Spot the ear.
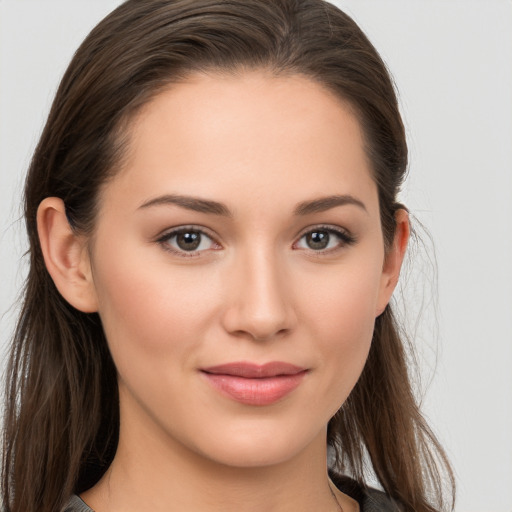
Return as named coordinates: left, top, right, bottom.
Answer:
left=37, top=197, right=98, bottom=313
left=376, top=209, right=410, bottom=316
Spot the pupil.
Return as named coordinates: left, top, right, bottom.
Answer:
left=307, top=231, right=329, bottom=250
left=177, top=231, right=201, bottom=251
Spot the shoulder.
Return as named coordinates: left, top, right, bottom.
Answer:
left=61, top=494, right=94, bottom=512
left=330, top=472, right=401, bottom=512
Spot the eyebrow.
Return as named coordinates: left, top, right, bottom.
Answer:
left=138, top=193, right=367, bottom=217
left=293, top=194, right=367, bottom=215
left=139, top=194, right=232, bottom=216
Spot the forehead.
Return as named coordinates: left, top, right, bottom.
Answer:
left=102, top=71, right=378, bottom=217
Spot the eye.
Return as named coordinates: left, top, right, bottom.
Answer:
left=157, top=227, right=220, bottom=256
left=294, top=226, right=355, bottom=252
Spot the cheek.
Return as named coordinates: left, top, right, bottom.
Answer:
left=91, top=242, right=222, bottom=366
left=304, top=259, right=381, bottom=342
left=299, top=257, right=383, bottom=399
left=319, top=287, right=375, bottom=375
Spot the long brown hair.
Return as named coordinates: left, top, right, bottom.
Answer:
left=2, top=1, right=455, bottom=511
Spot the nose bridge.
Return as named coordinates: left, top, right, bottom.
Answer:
left=223, top=242, right=295, bottom=340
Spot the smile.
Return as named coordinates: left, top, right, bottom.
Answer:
left=200, top=362, right=308, bottom=406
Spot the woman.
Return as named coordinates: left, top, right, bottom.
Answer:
left=1, top=1, right=455, bottom=511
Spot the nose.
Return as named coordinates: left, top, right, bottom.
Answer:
left=221, top=248, right=297, bottom=342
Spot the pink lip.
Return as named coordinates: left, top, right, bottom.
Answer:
left=201, top=362, right=308, bottom=406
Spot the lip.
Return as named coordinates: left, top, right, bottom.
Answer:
left=200, top=362, right=308, bottom=406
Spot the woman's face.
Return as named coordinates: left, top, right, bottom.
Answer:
left=87, top=71, right=399, bottom=468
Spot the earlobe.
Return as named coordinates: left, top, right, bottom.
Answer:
left=376, top=209, right=410, bottom=316
left=37, top=197, right=98, bottom=313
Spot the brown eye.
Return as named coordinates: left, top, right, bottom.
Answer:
left=158, top=227, right=219, bottom=255
left=176, top=231, right=201, bottom=251
left=305, top=230, right=330, bottom=250
left=294, top=226, right=356, bottom=253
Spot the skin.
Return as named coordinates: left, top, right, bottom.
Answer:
left=38, top=71, right=409, bottom=512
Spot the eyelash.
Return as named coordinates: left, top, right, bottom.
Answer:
left=156, top=224, right=356, bottom=258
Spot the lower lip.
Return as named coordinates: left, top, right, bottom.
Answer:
left=201, top=371, right=307, bottom=406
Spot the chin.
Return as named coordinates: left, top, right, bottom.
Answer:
left=190, top=421, right=325, bottom=470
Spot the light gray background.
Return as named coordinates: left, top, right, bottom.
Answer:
left=1, top=1, right=511, bottom=510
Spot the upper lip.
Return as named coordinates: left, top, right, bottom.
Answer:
left=201, top=361, right=306, bottom=378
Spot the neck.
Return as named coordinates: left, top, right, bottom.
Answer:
left=82, top=394, right=343, bottom=512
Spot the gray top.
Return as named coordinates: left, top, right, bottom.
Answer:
left=62, top=494, right=93, bottom=512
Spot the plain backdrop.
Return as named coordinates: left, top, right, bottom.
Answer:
left=1, top=1, right=511, bottom=510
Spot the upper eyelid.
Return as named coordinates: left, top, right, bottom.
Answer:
left=295, top=223, right=352, bottom=239
left=156, top=225, right=219, bottom=242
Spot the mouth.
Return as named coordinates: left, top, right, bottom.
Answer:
left=200, top=361, right=308, bottom=406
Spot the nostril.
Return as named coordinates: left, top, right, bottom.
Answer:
left=222, top=309, right=296, bottom=342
